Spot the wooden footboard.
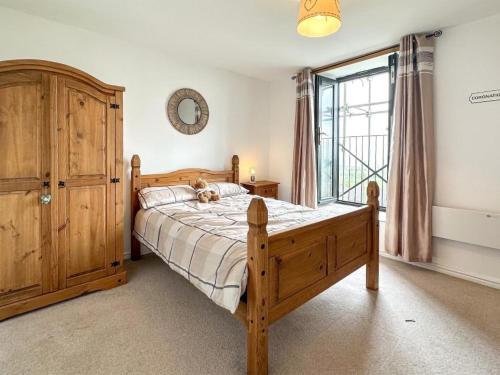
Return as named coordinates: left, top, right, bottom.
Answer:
left=244, top=182, right=380, bottom=375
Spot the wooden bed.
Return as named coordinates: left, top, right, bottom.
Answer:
left=130, top=154, right=380, bottom=375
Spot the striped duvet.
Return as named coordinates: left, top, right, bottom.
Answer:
left=133, top=194, right=356, bottom=313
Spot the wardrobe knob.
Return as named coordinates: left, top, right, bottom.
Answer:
left=40, top=194, right=52, bottom=205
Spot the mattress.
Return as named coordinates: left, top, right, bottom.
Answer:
left=133, top=194, right=357, bottom=313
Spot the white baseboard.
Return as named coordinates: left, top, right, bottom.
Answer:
left=380, top=252, right=500, bottom=290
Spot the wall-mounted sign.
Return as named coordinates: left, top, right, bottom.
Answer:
left=469, top=89, right=500, bottom=104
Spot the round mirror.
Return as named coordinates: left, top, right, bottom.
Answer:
left=167, top=88, right=209, bottom=135
left=177, top=98, right=201, bottom=125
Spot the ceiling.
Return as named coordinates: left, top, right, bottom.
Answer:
left=1, top=0, right=500, bottom=81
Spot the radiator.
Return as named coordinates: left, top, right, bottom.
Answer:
left=432, top=206, right=500, bottom=250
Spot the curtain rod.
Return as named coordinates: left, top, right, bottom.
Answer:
left=426, top=30, right=443, bottom=39
left=291, top=30, right=443, bottom=80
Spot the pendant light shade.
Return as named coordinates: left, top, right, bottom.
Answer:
left=297, top=0, right=342, bottom=38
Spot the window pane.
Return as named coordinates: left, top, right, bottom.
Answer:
left=344, top=78, right=369, bottom=106
left=320, top=138, right=333, bottom=199
left=321, top=88, right=334, bottom=137
left=337, top=70, right=390, bottom=207
left=371, top=113, right=389, bottom=135
left=370, top=102, right=389, bottom=114
left=339, top=83, right=345, bottom=107
left=344, top=115, right=368, bottom=137
left=349, top=104, right=370, bottom=116
left=318, top=79, right=334, bottom=200
left=371, top=72, right=389, bottom=102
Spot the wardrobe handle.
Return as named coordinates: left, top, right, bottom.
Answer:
left=40, top=194, right=52, bottom=205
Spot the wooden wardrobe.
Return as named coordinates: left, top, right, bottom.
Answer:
left=0, top=60, right=126, bottom=321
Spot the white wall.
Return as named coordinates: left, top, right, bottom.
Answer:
left=267, top=14, right=500, bottom=288
left=431, top=13, right=500, bottom=287
left=0, top=6, right=270, bottom=258
left=268, top=79, right=296, bottom=202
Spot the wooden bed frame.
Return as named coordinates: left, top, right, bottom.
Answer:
left=130, top=154, right=379, bottom=375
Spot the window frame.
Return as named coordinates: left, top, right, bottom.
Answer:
left=315, top=54, right=397, bottom=209
left=314, top=74, right=338, bottom=204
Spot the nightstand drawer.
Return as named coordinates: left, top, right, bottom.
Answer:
left=256, top=186, right=277, bottom=198
left=241, top=181, right=279, bottom=199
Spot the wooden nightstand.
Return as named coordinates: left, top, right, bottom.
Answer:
left=241, top=181, right=279, bottom=199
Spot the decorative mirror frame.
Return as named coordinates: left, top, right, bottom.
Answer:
left=167, top=88, right=209, bottom=135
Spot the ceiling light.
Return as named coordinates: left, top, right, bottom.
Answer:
left=297, top=0, right=342, bottom=38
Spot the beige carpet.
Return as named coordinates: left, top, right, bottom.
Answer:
left=1, top=255, right=499, bottom=375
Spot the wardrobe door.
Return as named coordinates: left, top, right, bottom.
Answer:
left=0, top=71, right=57, bottom=306
left=57, top=78, right=116, bottom=288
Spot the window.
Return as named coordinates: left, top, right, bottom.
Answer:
left=315, top=53, right=397, bottom=209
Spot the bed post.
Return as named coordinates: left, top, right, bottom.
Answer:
left=247, top=197, right=269, bottom=375
left=366, top=181, right=380, bottom=290
left=131, top=154, right=142, bottom=261
left=232, top=154, right=239, bottom=184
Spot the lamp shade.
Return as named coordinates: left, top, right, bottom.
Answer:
left=297, top=0, right=342, bottom=38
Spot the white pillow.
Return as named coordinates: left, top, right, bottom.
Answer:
left=138, top=185, right=197, bottom=209
left=208, top=182, right=249, bottom=197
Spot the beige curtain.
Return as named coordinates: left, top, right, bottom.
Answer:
left=292, top=68, right=317, bottom=208
left=385, top=35, right=435, bottom=262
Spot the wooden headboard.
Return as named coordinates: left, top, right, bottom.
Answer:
left=130, top=154, right=239, bottom=259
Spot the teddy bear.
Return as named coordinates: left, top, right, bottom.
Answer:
left=193, top=177, right=220, bottom=203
